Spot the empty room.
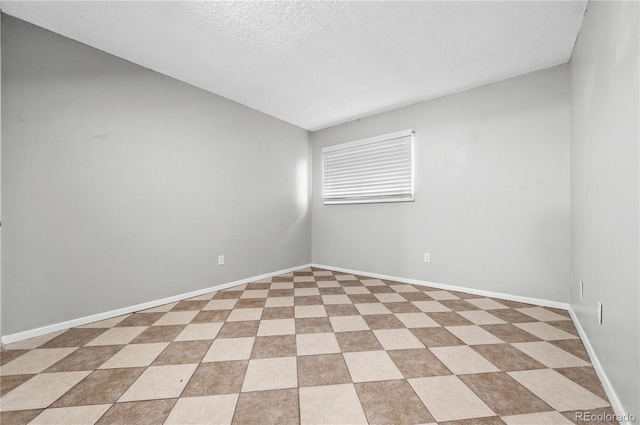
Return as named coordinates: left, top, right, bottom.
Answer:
left=0, top=1, right=638, bottom=424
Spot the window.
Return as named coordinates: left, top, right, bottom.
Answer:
left=322, top=129, right=414, bottom=205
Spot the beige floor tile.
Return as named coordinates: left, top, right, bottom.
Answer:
left=430, top=346, right=500, bottom=375
left=389, top=284, right=420, bottom=293
left=203, top=299, right=238, bottom=310
left=511, top=342, right=590, bottom=368
left=425, top=290, right=460, bottom=300
left=257, top=319, right=296, bottom=336
left=299, top=384, right=367, bottom=425
left=153, top=311, right=198, bottom=326
left=270, top=282, right=294, bottom=290
left=225, top=283, right=248, bottom=291
left=241, top=357, right=297, bottom=392
left=374, top=293, right=406, bottom=303
left=119, top=364, right=197, bottom=402
left=202, top=337, right=255, bottom=362
left=516, top=307, right=570, bottom=322
left=329, top=315, right=370, bottom=332
left=466, top=298, right=510, bottom=310
left=0, top=371, right=90, bottom=411
left=412, top=301, right=451, bottom=312
left=296, top=332, right=340, bottom=356
left=174, top=323, right=222, bottom=341
left=1, top=348, right=77, bottom=375
left=447, top=325, right=505, bottom=345
left=321, top=295, right=351, bottom=305
left=139, top=302, right=178, bottom=313
left=316, top=280, right=340, bottom=288
left=343, top=286, right=371, bottom=294
left=514, top=322, right=578, bottom=341
left=409, top=375, right=495, bottom=422
left=79, top=315, right=130, bottom=328
left=395, top=313, right=439, bottom=328
left=343, top=351, right=404, bottom=382
left=165, top=394, right=238, bottom=425
left=335, top=274, right=358, bottom=281
left=354, top=303, right=392, bottom=315
left=502, top=411, right=575, bottom=424
left=98, top=343, right=168, bottom=369
left=295, top=288, right=321, bottom=296
left=29, top=404, right=111, bottom=424
left=241, top=290, right=269, bottom=299
left=360, top=279, right=385, bottom=286
left=458, top=310, right=507, bottom=325
left=227, top=308, right=263, bottom=322
left=508, top=369, right=609, bottom=411
left=3, top=331, right=64, bottom=351
left=294, top=276, right=316, bottom=282
left=265, top=297, right=294, bottom=307
left=295, top=305, right=327, bottom=318
left=373, top=329, right=425, bottom=350
left=85, top=326, right=148, bottom=346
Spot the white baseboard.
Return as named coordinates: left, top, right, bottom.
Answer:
left=568, top=307, right=632, bottom=425
left=311, top=263, right=570, bottom=310
left=1, top=263, right=312, bottom=345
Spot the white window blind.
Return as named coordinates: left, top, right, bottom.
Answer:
left=322, top=129, right=414, bottom=205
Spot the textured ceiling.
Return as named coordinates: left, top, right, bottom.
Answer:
left=1, top=1, right=587, bottom=131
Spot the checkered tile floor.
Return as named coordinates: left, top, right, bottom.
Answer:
left=0, top=268, right=615, bottom=425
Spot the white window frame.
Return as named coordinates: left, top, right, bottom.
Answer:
left=322, top=129, right=415, bottom=205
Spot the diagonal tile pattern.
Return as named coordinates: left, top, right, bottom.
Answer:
left=0, top=268, right=614, bottom=424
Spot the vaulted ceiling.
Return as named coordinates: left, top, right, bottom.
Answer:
left=1, top=1, right=587, bottom=131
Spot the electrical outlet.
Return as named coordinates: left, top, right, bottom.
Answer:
left=423, top=253, right=430, bottom=263
left=218, top=255, right=225, bottom=266
left=597, top=302, right=603, bottom=325
left=579, top=281, right=584, bottom=301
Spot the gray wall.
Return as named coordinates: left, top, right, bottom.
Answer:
left=1, top=15, right=311, bottom=335
left=570, top=1, right=639, bottom=417
left=311, top=65, right=571, bottom=302
left=0, top=11, right=3, bottom=339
